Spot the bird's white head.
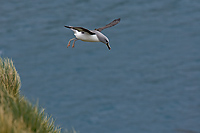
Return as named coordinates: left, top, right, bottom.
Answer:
left=92, top=30, right=111, bottom=50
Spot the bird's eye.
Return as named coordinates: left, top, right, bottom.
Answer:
left=82, top=32, right=84, bottom=34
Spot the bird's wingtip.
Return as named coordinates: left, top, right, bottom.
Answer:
left=116, top=18, right=121, bottom=22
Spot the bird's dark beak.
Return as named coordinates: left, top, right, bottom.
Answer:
left=106, top=43, right=111, bottom=50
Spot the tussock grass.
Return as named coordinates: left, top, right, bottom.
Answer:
left=0, top=57, right=69, bottom=133
left=0, top=58, right=20, bottom=97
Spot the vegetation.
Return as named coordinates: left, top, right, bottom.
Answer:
left=0, top=57, right=73, bottom=133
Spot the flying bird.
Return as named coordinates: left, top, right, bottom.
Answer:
left=64, top=18, right=120, bottom=50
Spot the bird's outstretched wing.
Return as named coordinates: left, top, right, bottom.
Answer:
left=95, top=18, right=121, bottom=32
left=65, top=26, right=95, bottom=35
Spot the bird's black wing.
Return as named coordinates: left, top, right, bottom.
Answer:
left=95, top=18, right=121, bottom=32
left=65, top=26, right=95, bottom=35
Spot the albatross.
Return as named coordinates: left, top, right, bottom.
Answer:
left=64, top=18, right=120, bottom=50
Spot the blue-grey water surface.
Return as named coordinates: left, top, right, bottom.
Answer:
left=1, top=0, right=200, bottom=133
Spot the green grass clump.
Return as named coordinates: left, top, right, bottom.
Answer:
left=0, top=57, right=61, bottom=133
left=0, top=57, right=20, bottom=97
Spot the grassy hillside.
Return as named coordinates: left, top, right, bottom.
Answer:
left=0, top=57, right=75, bottom=133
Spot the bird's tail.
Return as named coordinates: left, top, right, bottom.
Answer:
left=64, top=26, right=72, bottom=28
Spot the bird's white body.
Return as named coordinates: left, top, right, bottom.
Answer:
left=72, top=29, right=100, bottom=42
